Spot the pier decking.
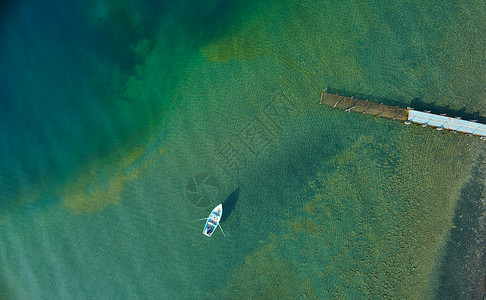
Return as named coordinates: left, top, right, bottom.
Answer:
left=407, top=110, right=486, bottom=137
left=319, top=91, right=486, bottom=138
left=320, top=92, right=408, bottom=121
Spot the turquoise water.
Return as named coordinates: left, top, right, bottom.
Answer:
left=1, top=0, right=485, bottom=298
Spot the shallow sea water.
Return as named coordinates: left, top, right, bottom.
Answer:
left=0, top=0, right=485, bottom=298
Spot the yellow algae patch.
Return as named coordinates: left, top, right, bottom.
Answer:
left=216, top=126, right=476, bottom=298
left=61, top=146, right=148, bottom=214
left=287, top=128, right=475, bottom=298
left=200, top=22, right=267, bottom=63
left=212, top=237, right=316, bottom=299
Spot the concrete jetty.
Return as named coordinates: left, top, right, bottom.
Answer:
left=319, top=90, right=486, bottom=139
left=406, top=110, right=486, bottom=137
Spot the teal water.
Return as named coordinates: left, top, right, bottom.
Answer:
left=1, top=0, right=485, bottom=298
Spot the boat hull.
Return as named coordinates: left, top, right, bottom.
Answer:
left=203, top=204, right=222, bottom=237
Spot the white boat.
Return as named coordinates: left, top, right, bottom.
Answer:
left=203, top=204, right=223, bottom=237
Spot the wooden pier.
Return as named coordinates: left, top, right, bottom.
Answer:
left=320, top=91, right=408, bottom=121
left=319, top=90, right=486, bottom=139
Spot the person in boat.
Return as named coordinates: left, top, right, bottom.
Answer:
left=206, top=225, right=214, bottom=235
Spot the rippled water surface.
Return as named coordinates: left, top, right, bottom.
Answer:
left=0, top=0, right=485, bottom=298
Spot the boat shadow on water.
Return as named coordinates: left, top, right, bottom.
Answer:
left=221, top=187, right=240, bottom=223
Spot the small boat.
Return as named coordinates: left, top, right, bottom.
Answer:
left=203, top=204, right=223, bottom=237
